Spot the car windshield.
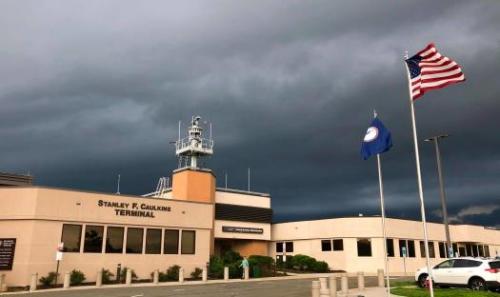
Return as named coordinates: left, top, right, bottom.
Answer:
left=489, top=261, right=500, bottom=269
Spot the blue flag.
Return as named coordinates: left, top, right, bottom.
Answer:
left=361, top=117, right=392, bottom=160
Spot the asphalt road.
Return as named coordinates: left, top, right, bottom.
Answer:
left=12, top=276, right=411, bottom=297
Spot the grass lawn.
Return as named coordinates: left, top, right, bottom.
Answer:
left=391, top=282, right=499, bottom=297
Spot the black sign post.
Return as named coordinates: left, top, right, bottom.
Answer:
left=0, top=238, right=16, bottom=271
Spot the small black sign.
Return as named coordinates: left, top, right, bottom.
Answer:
left=0, top=238, right=16, bottom=271
left=222, top=226, right=264, bottom=234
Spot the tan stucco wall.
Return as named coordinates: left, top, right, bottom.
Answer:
left=171, top=169, right=215, bottom=203
left=0, top=187, right=214, bottom=287
left=215, top=191, right=270, bottom=208
left=271, top=217, right=500, bottom=274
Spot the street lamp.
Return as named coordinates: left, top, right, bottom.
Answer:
left=424, top=134, right=453, bottom=257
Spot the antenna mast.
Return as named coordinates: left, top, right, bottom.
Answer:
left=116, top=174, right=121, bottom=194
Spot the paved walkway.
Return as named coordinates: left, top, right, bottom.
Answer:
left=1, top=274, right=411, bottom=297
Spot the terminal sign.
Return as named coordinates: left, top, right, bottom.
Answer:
left=0, top=238, right=16, bottom=270
left=222, top=226, right=264, bottom=234
left=98, top=199, right=171, bottom=218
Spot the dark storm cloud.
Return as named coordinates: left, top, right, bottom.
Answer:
left=1, top=0, right=499, bottom=226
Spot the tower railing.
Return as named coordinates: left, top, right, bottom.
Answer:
left=175, top=137, right=214, bottom=154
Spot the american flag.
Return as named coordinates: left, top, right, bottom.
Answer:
left=405, top=43, right=465, bottom=100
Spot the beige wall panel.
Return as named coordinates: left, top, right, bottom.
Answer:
left=0, top=187, right=214, bottom=229
left=215, top=191, right=270, bottom=208
left=171, top=170, right=215, bottom=203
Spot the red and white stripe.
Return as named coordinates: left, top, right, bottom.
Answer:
left=410, top=43, right=465, bottom=100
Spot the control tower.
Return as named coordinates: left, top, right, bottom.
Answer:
left=171, top=116, right=216, bottom=205
left=175, top=116, right=214, bottom=169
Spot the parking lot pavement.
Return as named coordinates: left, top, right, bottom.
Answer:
left=3, top=276, right=413, bottom=297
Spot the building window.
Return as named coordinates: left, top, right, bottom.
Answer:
left=408, top=240, right=416, bottom=257
left=357, top=239, right=372, bottom=257
left=386, top=239, right=394, bottom=257
left=83, top=225, right=104, bottom=253
left=478, top=245, right=484, bottom=257
left=126, top=228, right=144, bottom=254
left=399, top=240, right=415, bottom=257
left=420, top=241, right=435, bottom=258
left=321, top=240, right=332, bottom=251
left=105, top=227, right=124, bottom=253
left=181, top=230, right=196, bottom=254
left=484, top=245, right=490, bottom=257
left=145, top=229, right=162, bottom=254
left=164, top=229, right=179, bottom=254
left=61, top=224, right=82, bottom=252
left=333, top=239, right=343, bottom=251
left=452, top=243, right=458, bottom=256
left=276, top=241, right=293, bottom=253
left=438, top=242, right=446, bottom=258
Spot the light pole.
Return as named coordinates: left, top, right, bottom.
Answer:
left=424, top=134, right=453, bottom=257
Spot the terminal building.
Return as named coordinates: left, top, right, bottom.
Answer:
left=0, top=116, right=499, bottom=287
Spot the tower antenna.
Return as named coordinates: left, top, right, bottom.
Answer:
left=175, top=116, right=214, bottom=169
left=116, top=174, right=121, bottom=194
left=247, top=168, right=251, bottom=191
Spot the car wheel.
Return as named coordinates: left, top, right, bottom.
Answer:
left=417, top=274, right=428, bottom=288
left=469, top=277, right=486, bottom=291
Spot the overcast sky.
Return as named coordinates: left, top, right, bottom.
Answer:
left=1, top=1, right=499, bottom=226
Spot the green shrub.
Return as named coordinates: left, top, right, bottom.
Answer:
left=249, top=255, right=275, bottom=277
left=291, top=254, right=317, bottom=271
left=208, top=255, right=224, bottom=278
left=312, top=261, right=329, bottom=272
left=222, top=250, right=242, bottom=264
left=39, top=272, right=58, bottom=286
left=284, top=255, right=295, bottom=269
left=101, top=269, right=114, bottom=284
left=248, top=255, right=274, bottom=267
left=119, top=267, right=138, bottom=283
left=190, top=267, right=203, bottom=279
left=159, top=271, right=168, bottom=282
left=166, top=265, right=181, bottom=281
left=70, top=269, right=86, bottom=285
left=227, top=262, right=242, bottom=278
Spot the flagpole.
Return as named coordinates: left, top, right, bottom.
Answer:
left=376, top=153, right=390, bottom=297
left=404, top=54, right=435, bottom=297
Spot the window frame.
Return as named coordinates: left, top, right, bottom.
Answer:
left=145, top=228, right=162, bottom=254
left=164, top=229, right=180, bottom=254
left=61, top=224, right=82, bottom=253
left=105, top=226, right=124, bottom=254
left=357, top=238, right=372, bottom=257
left=83, top=225, right=104, bottom=253
left=181, top=230, right=196, bottom=255
left=126, top=227, right=144, bottom=254
left=321, top=240, right=332, bottom=252
left=333, top=239, right=343, bottom=251
left=386, top=238, right=394, bottom=257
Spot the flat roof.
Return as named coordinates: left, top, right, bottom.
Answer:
left=273, top=215, right=499, bottom=230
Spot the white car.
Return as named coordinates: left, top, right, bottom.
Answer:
left=415, top=257, right=500, bottom=291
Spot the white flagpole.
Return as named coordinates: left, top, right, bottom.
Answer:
left=404, top=54, right=435, bottom=297
left=376, top=153, right=391, bottom=297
